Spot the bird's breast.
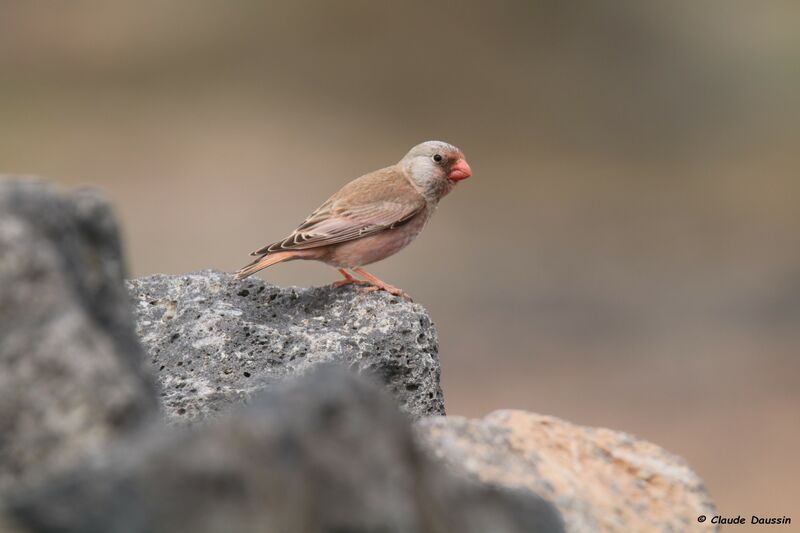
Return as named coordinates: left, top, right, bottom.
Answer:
left=323, top=209, right=431, bottom=268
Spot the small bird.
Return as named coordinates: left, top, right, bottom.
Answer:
left=233, top=140, right=472, bottom=299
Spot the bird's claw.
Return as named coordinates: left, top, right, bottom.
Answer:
left=359, top=284, right=413, bottom=301
left=331, top=278, right=370, bottom=289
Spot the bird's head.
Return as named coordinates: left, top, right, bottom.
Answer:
left=400, top=140, right=471, bottom=200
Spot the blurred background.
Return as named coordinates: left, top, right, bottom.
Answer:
left=2, top=0, right=798, bottom=519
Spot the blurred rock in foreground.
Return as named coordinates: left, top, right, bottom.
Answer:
left=0, top=178, right=716, bottom=532
left=127, top=270, right=444, bottom=422
left=0, top=179, right=156, bottom=493
left=416, top=411, right=718, bottom=533
left=7, top=368, right=565, bottom=533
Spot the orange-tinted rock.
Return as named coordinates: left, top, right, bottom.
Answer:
left=417, top=410, right=717, bottom=532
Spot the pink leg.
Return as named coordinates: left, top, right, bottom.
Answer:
left=352, top=267, right=412, bottom=301
left=330, top=268, right=369, bottom=289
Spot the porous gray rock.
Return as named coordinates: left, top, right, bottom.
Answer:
left=0, top=179, right=157, bottom=493
left=127, top=270, right=444, bottom=422
left=0, top=177, right=717, bottom=533
left=6, top=368, right=565, bottom=533
left=416, top=410, right=718, bottom=533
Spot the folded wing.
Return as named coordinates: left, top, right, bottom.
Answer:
left=250, top=168, right=425, bottom=256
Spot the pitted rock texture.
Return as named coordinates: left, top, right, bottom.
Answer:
left=0, top=179, right=157, bottom=493
left=127, top=270, right=444, bottom=422
left=7, top=368, right=565, bottom=533
left=0, top=178, right=717, bottom=533
left=416, top=410, right=718, bottom=533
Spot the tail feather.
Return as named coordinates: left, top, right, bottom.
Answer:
left=233, top=251, right=297, bottom=280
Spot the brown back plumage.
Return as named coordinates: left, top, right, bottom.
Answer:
left=250, top=166, right=425, bottom=256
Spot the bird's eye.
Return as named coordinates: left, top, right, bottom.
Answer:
left=432, top=154, right=443, bottom=163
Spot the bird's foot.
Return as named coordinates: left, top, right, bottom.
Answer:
left=331, top=268, right=370, bottom=289
left=359, top=283, right=413, bottom=301
left=331, top=278, right=369, bottom=289
left=350, top=267, right=413, bottom=300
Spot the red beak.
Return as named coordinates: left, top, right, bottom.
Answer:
left=448, top=159, right=472, bottom=181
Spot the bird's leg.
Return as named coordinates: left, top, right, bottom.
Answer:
left=352, top=268, right=412, bottom=301
left=330, top=268, right=369, bottom=288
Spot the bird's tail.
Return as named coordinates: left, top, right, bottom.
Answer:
left=233, top=251, right=298, bottom=280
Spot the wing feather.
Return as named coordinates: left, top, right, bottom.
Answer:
left=249, top=167, right=424, bottom=256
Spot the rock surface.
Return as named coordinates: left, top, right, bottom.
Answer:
left=127, top=270, right=444, bottom=421
left=0, top=179, right=157, bottom=493
left=416, top=410, right=718, bottom=533
left=7, top=368, right=565, bottom=533
left=0, top=178, right=717, bottom=532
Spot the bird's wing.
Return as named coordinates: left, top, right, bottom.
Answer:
left=250, top=167, right=425, bottom=256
